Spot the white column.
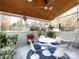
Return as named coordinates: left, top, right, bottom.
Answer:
left=74, top=4, right=79, bottom=48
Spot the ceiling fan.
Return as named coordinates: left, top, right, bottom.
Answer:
left=27, top=0, right=55, bottom=10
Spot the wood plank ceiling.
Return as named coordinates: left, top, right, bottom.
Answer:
left=0, top=0, right=79, bottom=20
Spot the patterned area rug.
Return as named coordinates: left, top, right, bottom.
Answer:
left=27, top=49, right=70, bottom=59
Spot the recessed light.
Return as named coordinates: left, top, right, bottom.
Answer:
left=28, top=0, right=32, bottom=2
left=49, top=6, right=53, bottom=10
left=44, top=6, right=48, bottom=10
left=44, top=6, right=53, bottom=10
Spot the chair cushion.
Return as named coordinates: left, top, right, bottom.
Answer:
left=30, top=53, right=40, bottom=59
left=41, top=46, right=46, bottom=50
left=34, top=44, right=41, bottom=50
left=27, top=33, right=34, bottom=39
left=48, top=47, right=56, bottom=54
left=51, top=42, right=59, bottom=45
left=42, top=50, right=51, bottom=56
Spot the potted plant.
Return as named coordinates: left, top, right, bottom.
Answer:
left=46, top=31, right=57, bottom=38
left=38, top=31, right=45, bottom=37
left=0, top=32, right=18, bottom=59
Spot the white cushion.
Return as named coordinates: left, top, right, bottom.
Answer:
left=30, top=54, right=40, bottom=59
left=42, top=50, right=51, bottom=56
left=41, top=46, right=46, bottom=50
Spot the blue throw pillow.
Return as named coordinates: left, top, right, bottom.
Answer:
left=48, top=47, right=56, bottom=54
left=34, top=44, right=41, bottom=50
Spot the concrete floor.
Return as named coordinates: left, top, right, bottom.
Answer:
left=65, top=47, right=79, bottom=59
left=13, top=45, right=79, bottom=59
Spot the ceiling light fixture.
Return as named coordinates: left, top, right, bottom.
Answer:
left=28, top=0, right=32, bottom=2
left=43, top=0, right=54, bottom=10
left=49, top=6, right=53, bottom=10
left=44, top=6, right=53, bottom=10
left=44, top=6, right=48, bottom=10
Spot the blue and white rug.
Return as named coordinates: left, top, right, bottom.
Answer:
left=27, top=49, right=70, bottom=59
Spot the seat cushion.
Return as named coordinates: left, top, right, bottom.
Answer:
left=48, top=47, right=56, bottom=54
left=42, top=50, right=51, bottom=56
left=34, top=44, right=41, bottom=50
left=51, top=42, right=59, bottom=45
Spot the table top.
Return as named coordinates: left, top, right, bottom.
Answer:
left=38, top=37, right=56, bottom=43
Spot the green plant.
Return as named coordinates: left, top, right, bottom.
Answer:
left=7, top=34, right=18, bottom=46
left=38, top=31, right=46, bottom=37
left=0, top=32, right=18, bottom=59
left=38, top=28, right=46, bottom=37
left=46, top=31, right=56, bottom=38
left=0, top=32, right=18, bottom=48
left=0, top=32, right=7, bottom=48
